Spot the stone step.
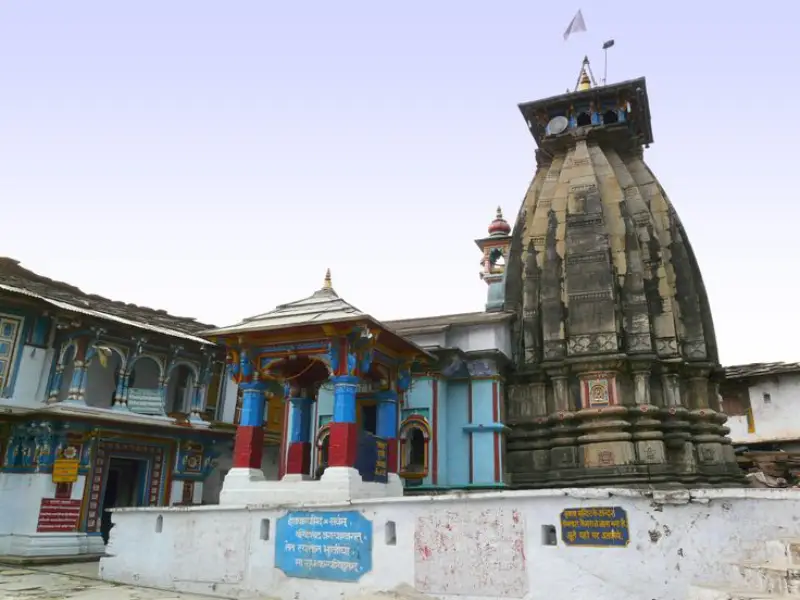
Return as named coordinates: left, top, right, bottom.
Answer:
left=688, top=585, right=798, bottom=600
left=732, top=563, right=800, bottom=596
left=765, top=540, right=800, bottom=566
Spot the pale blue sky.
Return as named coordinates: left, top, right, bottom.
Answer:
left=2, top=1, right=798, bottom=365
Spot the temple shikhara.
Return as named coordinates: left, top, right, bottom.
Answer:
left=3, top=56, right=795, bottom=600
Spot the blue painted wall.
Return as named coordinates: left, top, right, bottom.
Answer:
left=445, top=379, right=470, bottom=486
left=405, top=377, right=434, bottom=487
left=470, top=379, right=496, bottom=485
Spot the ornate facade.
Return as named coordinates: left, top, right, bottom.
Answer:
left=0, top=258, right=231, bottom=559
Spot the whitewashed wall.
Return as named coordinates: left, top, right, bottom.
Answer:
left=727, top=373, right=800, bottom=444
left=0, top=472, right=102, bottom=557
left=101, top=488, right=800, bottom=600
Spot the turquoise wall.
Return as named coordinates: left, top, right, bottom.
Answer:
left=307, top=373, right=504, bottom=490
left=470, top=378, right=497, bottom=485
left=405, top=377, right=434, bottom=487
left=445, top=380, right=470, bottom=486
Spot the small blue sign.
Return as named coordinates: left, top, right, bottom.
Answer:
left=560, top=506, right=630, bottom=547
left=355, top=433, right=389, bottom=484
left=275, top=511, right=372, bottom=581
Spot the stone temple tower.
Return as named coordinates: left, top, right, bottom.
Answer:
left=503, top=63, right=742, bottom=487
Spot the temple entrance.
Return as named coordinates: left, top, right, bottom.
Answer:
left=100, top=457, right=145, bottom=544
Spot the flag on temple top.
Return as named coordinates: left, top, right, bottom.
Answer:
left=563, top=10, right=587, bottom=41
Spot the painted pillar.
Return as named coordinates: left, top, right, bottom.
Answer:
left=65, top=338, right=89, bottom=405
left=376, top=390, right=398, bottom=474
left=328, top=375, right=359, bottom=468
left=232, top=381, right=267, bottom=469
left=286, top=395, right=313, bottom=475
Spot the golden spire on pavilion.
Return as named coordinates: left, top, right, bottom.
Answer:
left=578, top=67, right=591, bottom=91
left=323, top=268, right=332, bottom=289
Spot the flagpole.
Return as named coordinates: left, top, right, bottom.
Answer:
left=602, top=39, right=615, bottom=85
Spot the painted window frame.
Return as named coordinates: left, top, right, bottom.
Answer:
left=315, top=423, right=331, bottom=469
left=0, top=313, right=25, bottom=397
left=398, top=415, right=431, bottom=480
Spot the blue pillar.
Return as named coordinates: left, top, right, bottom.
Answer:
left=376, top=390, right=398, bottom=474
left=239, top=382, right=267, bottom=426
left=233, top=381, right=268, bottom=469
left=375, top=391, right=398, bottom=440
left=332, top=375, right=358, bottom=423
left=329, top=375, right=359, bottom=467
left=289, top=398, right=312, bottom=443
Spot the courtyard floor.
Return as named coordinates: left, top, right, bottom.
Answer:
left=0, top=562, right=221, bottom=600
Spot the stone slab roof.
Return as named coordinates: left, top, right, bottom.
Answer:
left=384, top=311, right=514, bottom=335
left=203, top=285, right=363, bottom=337
left=724, top=362, right=800, bottom=380
left=0, top=257, right=214, bottom=345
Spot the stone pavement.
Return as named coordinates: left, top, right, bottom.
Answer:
left=0, top=562, right=221, bottom=600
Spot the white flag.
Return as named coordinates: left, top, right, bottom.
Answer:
left=563, top=10, right=587, bottom=41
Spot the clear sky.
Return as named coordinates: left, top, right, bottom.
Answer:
left=1, top=1, right=798, bottom=366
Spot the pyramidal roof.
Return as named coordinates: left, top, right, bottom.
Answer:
left=202, top=269, right=368, bottom=338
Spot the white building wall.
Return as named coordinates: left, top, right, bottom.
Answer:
left=0, top=472, right=102, bottom=557
left=727, top=373, right=800, bottom=444
left=101, top=488, right=800, bottom=600
left=7, top=345, right=53, bottom=406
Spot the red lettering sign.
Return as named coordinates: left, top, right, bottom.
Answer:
left=36, top=498, right=82, bottom=533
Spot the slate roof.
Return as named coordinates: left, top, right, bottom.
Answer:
left=203, top=284, right=365, bottom=337
left=724, top=362, right=800, bottom=380
left=0, top=257, right=214, bottom=345
left=385, top=311, right=514, bottom=336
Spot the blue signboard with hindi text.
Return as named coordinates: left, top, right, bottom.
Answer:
left=560, top=506, right=630, bottom=547
left=275, top=511, right=372, bottom=581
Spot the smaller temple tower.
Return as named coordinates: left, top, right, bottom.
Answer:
left=475, top=207, right=512, bottom=312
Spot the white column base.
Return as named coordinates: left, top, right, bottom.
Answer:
left=219, top=466, right=403, bottom=506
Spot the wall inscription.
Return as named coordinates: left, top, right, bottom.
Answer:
left=560, top=506, right=630, bottom=547
left=275, top=511, right=372, bottom=582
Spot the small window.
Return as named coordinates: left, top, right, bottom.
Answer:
left=542, top=525, right=557, bottom=546
left=155, top=515, right=163, bottom=533
left=260, top=519, right=271, bottom=541
left=763, top=392, right=772, bottom=404
left=407, top=429, right=426, bottom=473
left=385, top=521, right=397, bottom=546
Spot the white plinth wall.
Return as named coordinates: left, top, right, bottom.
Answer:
left=100, top=487, right=800, bottom=600
left=0, top=473, right=105, bottom=558
left=220, top=466, right=404, bottom=506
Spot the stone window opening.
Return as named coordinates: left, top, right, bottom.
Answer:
left=399, top=417, right=431, bottom=480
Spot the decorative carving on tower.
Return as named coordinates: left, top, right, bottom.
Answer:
left=503, top=64, right=742, bottom=488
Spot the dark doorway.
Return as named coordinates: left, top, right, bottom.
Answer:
left=101, top=457, right=145, bottom=544
left=362, top=404, right=377, bottom=435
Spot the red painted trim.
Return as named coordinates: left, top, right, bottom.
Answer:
left=492, top=381, right=500, bottom=484
left=467, top=380, right=474, bottom=484
left=328, top=422, right=358, bottom=467
left=432, top=379, right=438, bottom=485
left=278, top=398, right=290, bottom=479
left=233, top=426, right=264, bottom=469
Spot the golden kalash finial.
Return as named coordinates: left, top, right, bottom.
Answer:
left=578, top=67, right=591, bottom=91
left=575, top=55, right=595, bottom=92
left=323, top=268, right=332, bottom=289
